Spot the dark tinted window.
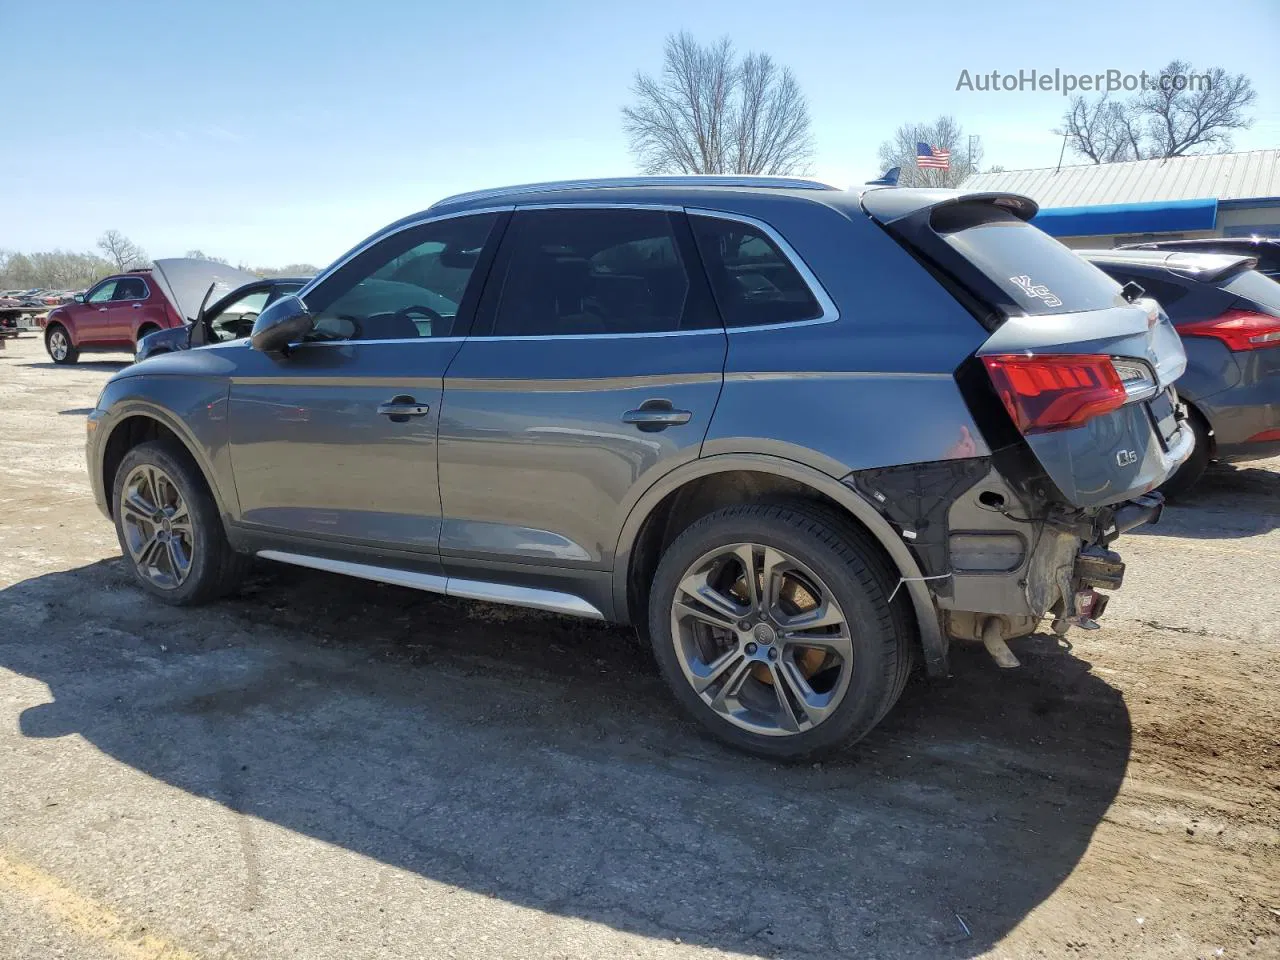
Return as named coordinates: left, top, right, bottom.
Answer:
left=1221, top=268, right=1280, bottom=315
left=690, top=215, right=821, bottom=328
left=305, top=213, right=498, bottom=340
left=933, top=203, right=1124, bottom=315
left=488, top=208, right=703, bottom=336
left=112, top=277, right=148, bottom=300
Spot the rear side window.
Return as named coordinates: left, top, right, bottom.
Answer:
left=1221, top=268, right=1280, bottom=316
left=932, top=203, right=1124, bottom=316
left=112, top=277, right=148, bottom=300
left=487, top=208, right=712, bottom=337
left=690, top=215, right=822, bottom=328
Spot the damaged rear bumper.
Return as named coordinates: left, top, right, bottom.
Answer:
left=847, top=460, right=1166, bottom=674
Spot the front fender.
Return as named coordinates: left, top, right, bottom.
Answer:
left=91, top=378, right=236, bottom=522
left=610, top=453, right=946, bottom=676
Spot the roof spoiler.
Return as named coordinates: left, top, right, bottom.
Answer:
left=1078, top=249, right=1259, bottom=283
left=859, top=188, right=1038, bottom=225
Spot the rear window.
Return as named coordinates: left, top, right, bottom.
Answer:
left=932, top=203, right=1124, bottom=316
left=1220, top=268, right=1280, bottom=316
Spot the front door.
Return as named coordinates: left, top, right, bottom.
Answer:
left=437, top=206, right=727, bottom=579
left=226, top=211, right=505, bottom=563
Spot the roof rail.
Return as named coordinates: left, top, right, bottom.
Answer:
left=431, top=175, right=839, bottom=208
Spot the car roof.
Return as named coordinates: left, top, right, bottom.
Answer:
left=1077, top=248, right=1258, bottom=283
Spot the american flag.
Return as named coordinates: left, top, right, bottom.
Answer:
left=916, top=142, right=951, bottom=170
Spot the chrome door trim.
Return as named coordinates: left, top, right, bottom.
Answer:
left=257, top=550, right=605, bottom=620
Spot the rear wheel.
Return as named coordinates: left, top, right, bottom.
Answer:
left=647, top=502, right=910, bottom=760
left=45, top=324, right=78, bottom=364
left=135, top=323, right=160, bottom=345
left=1160, top=409, right=1212, bottom=500
left=112, top=440, right=248, bottom=605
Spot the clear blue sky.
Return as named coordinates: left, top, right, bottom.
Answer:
left=3, top=0, right=1278, bottom=267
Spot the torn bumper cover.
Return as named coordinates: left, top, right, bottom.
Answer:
left=845, top=459, right=1165, bottom=673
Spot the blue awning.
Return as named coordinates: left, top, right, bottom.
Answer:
left=1033, top=198, right=1218, bottom=237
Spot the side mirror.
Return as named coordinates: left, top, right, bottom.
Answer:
left=250, top=295, right=313, bottom=353
left=73, top=293, right=85, bottom=303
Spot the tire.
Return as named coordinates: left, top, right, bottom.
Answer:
left=45, top=324, right=78, bottom=364
left=135, top=324, right=160, bottom=345
left=647, top=501, right=911, bottom=760
left=1160, top=409, right=1212, bottom=500
left=111, top=440, right=248, bottom=605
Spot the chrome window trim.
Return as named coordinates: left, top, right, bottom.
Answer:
left=683, top=206, right=840, bottom=332
left=295, top=200, right=841, bottom=346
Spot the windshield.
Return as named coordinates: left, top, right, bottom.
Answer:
left=933, top=203, right=1125, bottom=316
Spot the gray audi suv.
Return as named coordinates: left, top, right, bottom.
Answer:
left=86, top=176, right=1191, bottom=758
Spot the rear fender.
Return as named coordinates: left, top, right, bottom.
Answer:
left=612, top=453, right=949, bottom=676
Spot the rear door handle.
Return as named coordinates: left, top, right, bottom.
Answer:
left=377, top=396, right=431, bottom=422
left=622, top=399, right=693, bottom=432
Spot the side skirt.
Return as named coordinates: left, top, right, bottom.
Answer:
left=257, top=549, right=605, bottom=620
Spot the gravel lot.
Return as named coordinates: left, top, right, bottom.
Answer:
left=1, top=333, right=1277, bottom=960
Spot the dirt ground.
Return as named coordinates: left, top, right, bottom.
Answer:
left=0, top=332, right=1277, bottom=960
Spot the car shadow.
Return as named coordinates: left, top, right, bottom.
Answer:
left=20, top=360, right=133, bottom=372
left=1133, top=461, right=1280, bottom=540
left=0, top=559, right=1131, bottom=959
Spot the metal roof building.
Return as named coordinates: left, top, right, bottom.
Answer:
left=958, top=149, right=1280, bottom=248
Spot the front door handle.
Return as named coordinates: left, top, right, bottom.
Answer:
left=622, top=399, right=693, bottom=432
left=377, top=396, right=431, bottom=422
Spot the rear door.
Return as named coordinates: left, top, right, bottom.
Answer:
left=437, top=205, right=726, bottom=580
left=110, top=275, right=158, bottom=342
left=226, top=211, right=504, bottom=561
left=875, top=197, right=1190, bottom=508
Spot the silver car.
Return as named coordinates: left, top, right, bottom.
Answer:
left=86, top=176, right=1191, bottom=758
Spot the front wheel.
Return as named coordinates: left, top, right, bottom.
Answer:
left=45, top=324, right=78, bottom=364
left=112, top=440, right=248, bottom=605
left=647, top=502, right=911, bottom=760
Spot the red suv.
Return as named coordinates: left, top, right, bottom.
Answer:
left=42, top=270, right=181, bottom=364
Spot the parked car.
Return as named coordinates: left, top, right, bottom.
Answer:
left=1081, top=249, right=1280, bottom=495
left=41, top=259, right=259, bottom=364
left=1120, top=237, right=1280, bottom=279
left=136, top=277, right=308, bottom=361
left=86, top=177, right=1190, bottom=758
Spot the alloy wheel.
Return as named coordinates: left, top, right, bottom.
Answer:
left=669, top=542, right=855, bottom=736
left=119, top=464, right=195, bottom=589
left=49, top=330, right=68, bottom=361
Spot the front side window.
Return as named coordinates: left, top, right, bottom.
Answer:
left=207, top=289, right=270, bottom=342
left=487, top=208, right=704, bottom=337
left=112, top=277, right=148, bottom=301
left=86, top=280, right=118, bottom=304
left=304, top=213, right=499, bottom=341
left=689, top=215, right=822, bottom=328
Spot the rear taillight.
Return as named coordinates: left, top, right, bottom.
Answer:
left=1176, top=309, right=1280, bottom=351
left=983, top=354, right=1127, bottom=434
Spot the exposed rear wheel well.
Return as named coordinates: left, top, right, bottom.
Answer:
left=102, top=416, right=191, bottom=518
left=135, top=323, right=161, bottom=342
left=626, top=470, right=913, bottom=637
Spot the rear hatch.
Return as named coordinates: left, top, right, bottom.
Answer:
left=863, top=190, right=1191, bottom=509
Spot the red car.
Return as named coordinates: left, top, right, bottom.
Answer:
left=42, top=259, right=259, bottom=364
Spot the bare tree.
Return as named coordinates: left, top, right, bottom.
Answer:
left=622, top=32, right=814, bottom=175
left=876, top=116, right=982, bottom=188
left=1062, top=61, right=1255, bottom=163
left=96, top=230, right=148, bottom=271
left=184, top=249, right=229, bottom=264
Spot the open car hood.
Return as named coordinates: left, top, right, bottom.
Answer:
left=149, top=259, right=260, bottom=323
